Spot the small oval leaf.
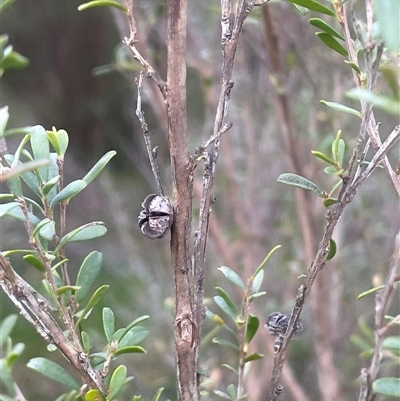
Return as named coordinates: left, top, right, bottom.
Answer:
left=320, top=100, right=362, bottom=118
left=103, top=307, right=115, bottom=343
left=287, top=0, right=335, bottom=16
left=27, top=357, right=80, bottom=390
left=76, top=285, right=109, bottom=325
left=50, top=179, right=87, bottom=207
left=212, top=337, right=240, bottom=351
left=372, top=377, right=400, bottom=396
left=311, top=150, right=335, bottom=165
left=244, top=352, right=264, bottom=363
left=114, top=346, right=146, bottom=356
left=218, top=266, right=246, bottom=290
left=327, top=238, right=337, bottom=261
left=76, top=251, right=103, bottom=303
left=277, top=173, right=323, bottom=197
left=245, top=315, right=260, bottom=345
left=108, top=365, right=127, bottom=401
left=215, top=286, right=238, bottom=316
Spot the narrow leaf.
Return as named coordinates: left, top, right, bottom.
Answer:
left=287, top=0, right=336, bottom=17
left=245, top=315, right=259, bottom=345
left=151, top=387, right=165, bottom=401
left=277, top=173, right=323, bottom=197
left=309, top=18, right=344, bottom=40
left=118, top=326, right=150, bottom=348
left=323, top=198, right=338, bottom=207
left=357, top=285, right=386, bottom=300
left=0, top=315, right=18, bottom=348
left=114, top=346, right=146, bottom=356
left=103, top=307, right=115, bottom=343
left=76, top=285, right=109, bottom=325
left=78, top=0, right=128, bottom=13
left=253, top=245, right=281, bottom=277
left=244, top=352, right=264, bottom=363
left=76, top=251, right=103, bottom=303
left=316, top=32, right=348, bottom=57
left=216, top=286, right=238, bottom=316
left=320, top=100, right=362, bottom=118
left=311, top=150, right=335, bottom=165
left=27, top=357, right=80, bottom=390
left=29, top=125, right=50, bottom=182
left=214, top=296, right=237, bottom=322
left=108, top=365, right=127, bottom=401
left=0, top=359, right=16, bottom=396
left=50, top=179, right=87, bottom=207
left=47, top=128, right=69, bottom=156
left=218, top=266, right=246, bottom=290
left=0, top=202, right=19, bottom=217
left=347, top=88, right=400, bottom=116
left=344, top=60, right=362, bottom=75
left=212, top=337, right=240, bottom=351
left=82, top=150, right=117, bottom=186
left=213, top=390, right=232, bottom=400
left=252, top=269, right=264, bottom=294
left=23, top=254, right=45, bottom=272
left=116, top=315, right=150, bottom=343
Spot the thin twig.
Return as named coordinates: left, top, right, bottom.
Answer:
left=136, top=72, right=164, bottom=194
left=358, top=231, right=400, bottom=401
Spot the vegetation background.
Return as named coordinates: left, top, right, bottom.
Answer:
left=1, top=0, right=399, bottom=400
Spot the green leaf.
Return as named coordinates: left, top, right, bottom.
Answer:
left=287, top=0, right=335, bottom=17
left=0, top=202, right=19, bottom=217
left=0, top=49, right=29, bottom=71
left=82, top=150, right=117, bottom=186
left=81, top=331, right=91, bottom=353
left=114, top=315, right=150, bottom=343
left=27, top=357, right=80, bottom=390
left=326, top=239, right=337, bottom=261
left=50, top=179, right=87, bottom=207
left=248, top=291, right=267, bottom=300
left=316, top=32, right=348, bottom=57
left=32, top=218, right=55, bottom=241
left=324, top=166, right=344, bottom=175
left=0, top=106, right=9, bottom=136
left=245, top=315, right=259, bottom=345
left=78, top=0, right=128, bottom=13
left=253, top=245, right=281, bottom=277
left=151, top=387, right=165, bottom=401
left=311, top=150, right=335, bottom=165
left=0, top=0, right=18, bottom=12
left=85, top=389, right=106, bottom=401
left=42, top=175, right=60, bottom=196
left=29, top=125, right=50, bottom=183
left=227, top=384, right=237, bottom=400
left=309, top=18, right=344, bottom=40
left=118, top=326, right=149, bottom=348
left=1, top=202, right=40, bottom=225
left=277, top=173, right=323, bottom=197
left=380, top=65, right=400, bottom=101
left=0, top=315, right=18, bottom=348
left=56, top=285, right=80, bottom=296
left=213, top=390, right=232, bottom=400
left=252, top=269, right=264, bottom=294
left=372, top=377, right=400, bottom=396
left=108, top=365, right=127, bottom=401
left=212, top=337, right=240, bottom=351
left=332, top=130, right=344, bottom=166
left=103, top=307, right=115, bottom=343
left=357, top=285, right=386, bottom=300
left=215, top=287, right=238, bottom=316
left=0, top=359, right=16, bottom=397
left=222, top=364, right=238, bottom=375
left=55, top=223, right=107, bottom=253
left=320, top=100, right=362, bottom=118
left=323, top=197, right=338, bottom=207
left=374, top=0, right=400, bottom=54
left=23, top=254, right=45, bottom=272
left=218, top=266, right=246, bottom=290
left=382, top=336, right=400, bottom=353
left=76, top=285, right=109, bottom=326
left=244, top=352, right=264, bottom=363
left=76, top=251, right=103, bottom=303
left=344, top=60, right=362, bottom=75
left=114, top=346, right=146, bottom=356
left=214, top=296, right=237, bottom=322
left=346, top=88, right=400, bottom=116
left=47, top=128, right=69, bottom=156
